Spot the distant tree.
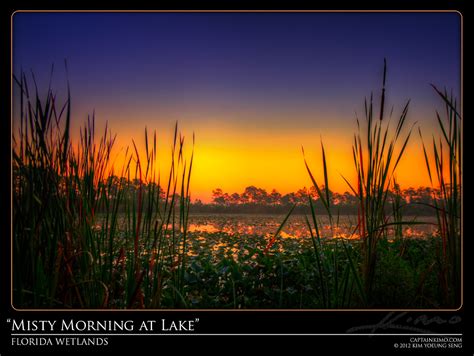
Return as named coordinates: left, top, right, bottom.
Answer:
left=230, top=192, right=241, bottom=205
left=295, top=187, right=309, bottom=205
left=268, top=189, right=282, bottom=206
left=223, top=193, right=231, bottom=205
left=282, top=192, right=298, bottom=205
left=212, top=188, right=227, bottom=205
left=255, top=187, right=268, bottom=204
left=332, top=191, right=343, bottom=205
left=403, top=187, right=416, bottom=204
left=415, top=186, right=435, bottom=205
left=319, top=185, right=333, bottom=199
left=241, top=186, right=268, bottom=204
left=309, top=186, right=319, bottom=200
left=341, top=191, right=357, bottom=206
left=200, top=185, right=436, bottom=214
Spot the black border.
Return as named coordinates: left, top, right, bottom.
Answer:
left=1, top=1, right=470, bottom=354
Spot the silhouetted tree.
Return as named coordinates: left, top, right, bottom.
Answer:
left=241, top=186, right=268, bottom=204
left=197, top=185, right=439, bottom=215
left=230, top=192, right=241, bottom=205
left=268, top=189, right=282, bottom=206
left=212, top=188, right=226, bottom=205
left=295, top=187, right=309, bottom=205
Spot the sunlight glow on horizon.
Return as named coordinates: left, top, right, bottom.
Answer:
left=82, top=117, right=435, bottom=204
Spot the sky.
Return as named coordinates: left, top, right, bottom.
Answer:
left=12, top=12, right=461, bottom=202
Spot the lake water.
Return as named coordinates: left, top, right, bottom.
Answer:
left=187, top=213, right=438, bottom=239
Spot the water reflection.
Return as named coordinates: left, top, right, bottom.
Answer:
left=187, top=213, right=437, bottom=240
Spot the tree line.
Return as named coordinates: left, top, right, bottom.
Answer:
left=191, top=185, right=445, bottom=215
left=69, top=175, right=444, bottom=216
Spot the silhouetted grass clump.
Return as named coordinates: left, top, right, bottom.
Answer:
left=420, top=85, right=461, bottom=307
left=13, top=70, right=193, bottom=308
left=300, top=60, right=461, bottom=308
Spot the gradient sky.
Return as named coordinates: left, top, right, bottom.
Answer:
left=12, top=12, right=461, bottom=202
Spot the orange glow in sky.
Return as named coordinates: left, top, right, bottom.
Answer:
left=85, top=114, right=434, bottom=204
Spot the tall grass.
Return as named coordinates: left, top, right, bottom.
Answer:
left=344, top=59, right=415, bottom=303
left=303, top=60, right=421, bottom=307
left=12, top=70, right=194, bottom=308
left=419, top=86, right=461, bottom=307
left=303, top=144, right=361, bottom=308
